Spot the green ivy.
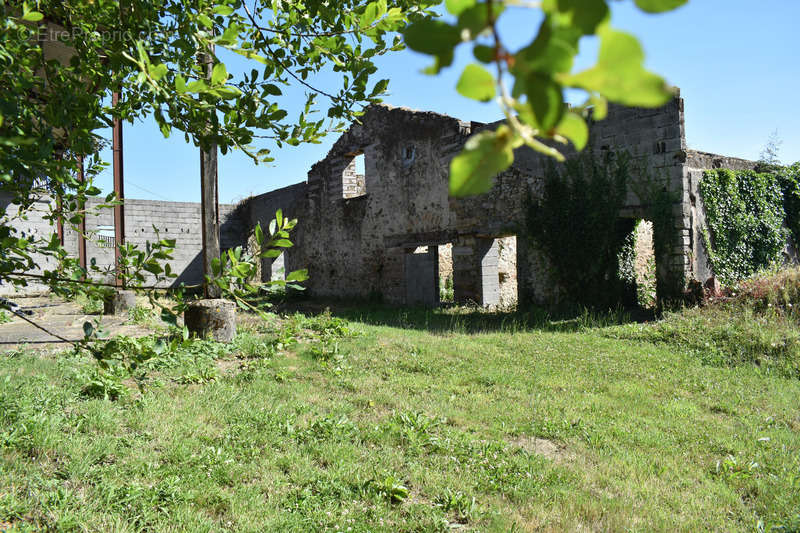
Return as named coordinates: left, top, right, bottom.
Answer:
left=699, top=169, right=788, bottom=284
left=526, top=152, right=632, bottom=308
left=775, top=163, right=800, bottom=247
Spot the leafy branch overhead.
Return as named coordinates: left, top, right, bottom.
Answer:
left=402, top=0, right=687, bottom=196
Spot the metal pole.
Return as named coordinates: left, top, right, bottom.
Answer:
left=56, top=195, right=64, bottom=246
left=77, top=156, right=87, bottom=275
left=112, top=91, right=126, bottom=288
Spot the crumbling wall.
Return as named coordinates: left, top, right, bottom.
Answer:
left=239, top=97, right=699, bottom=307
left=6, top=94, right=756, bottom=308
left=497, top=236, right=517, bottom=308
left=301, top=105, right=468, bottom=302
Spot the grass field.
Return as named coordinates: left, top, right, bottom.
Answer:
left=1, top=294, right=799, bottom=531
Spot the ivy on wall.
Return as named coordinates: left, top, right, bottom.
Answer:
left=527, top=152, right=632, bottom=308
left=775, top=163, right=800, bottom=247
left=699, top=169, right=787, bottom=284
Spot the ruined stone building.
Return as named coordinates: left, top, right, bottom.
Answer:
left=3, top=91, right=760, bottom=306
left=240, top=92, right=755, bottom=307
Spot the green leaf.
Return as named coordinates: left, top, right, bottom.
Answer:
left=211, top=63, right=228, bottom=85
left=457, top=3, right=505, bottom=37
left=544, top=0, right=609, bottom=35
left=514, top=20, right=579, bottom=76
left=83, top=321, right=94, bottom=338
left=473, top=44, right=495, bottom=64
left=286, top=269, right=309, bottom=282
left=175, top=75, right=187, bottom=94
left=185, top=79, right=208, bottom=93
left=361, top=1, right=386, bottom=26
left=555, top=111, right=588, bottom=150
left=633, top=0, right=687, bottom=13
left=449, top=125, right=515, bottom=196
left=587, top=93, right=608, bottom=120
left=198, top=13, right=213, bottom=28
left=161, top=308, right=178, bottom=327
left=563, top=26, right=672, bottom=107
left=260, top=249, right=281, bottom=258
left=213, top=5, right=235, bottom=15
left=22, top=11, right=44, bottom=22
left=263, top=84, right=282, bottom=96
left=445, top=0, right=476, bottom=16
left=254, top=223, right=264, bottom=246
left=370, top=78, right=389, bottom=97
left=404, top=20, right=460, bottom=55
left=151, top=63, right=168, bottom=81
left=456, top=64, right=495, bottom=102
left=403, top=19, right=460, bottom=72
left=273, top=239, right=293, bottom=248
left=275, top=209, right=283, bottom=227
left=526, top=73, right=564, bottom=131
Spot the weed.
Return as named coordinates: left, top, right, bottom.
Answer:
left=363, top=475, right=409, bottom=504
left=435, top=489, right=478, bottom=523
left=0, top=310, right=12, bottom=324
left=75, top=293, right=104, bottom=315
left=127, top=304, right=155, bottom=325
left=234, top=332, right=278, bottom=359
left=79, top=366, right=128, bottom=401
left=176, top=365, right=219, bottom=385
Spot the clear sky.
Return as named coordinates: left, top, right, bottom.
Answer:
left=94, top=0, right=800, bottom=204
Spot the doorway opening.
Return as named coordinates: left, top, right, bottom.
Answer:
left=619, top=219, right=656, bottom=309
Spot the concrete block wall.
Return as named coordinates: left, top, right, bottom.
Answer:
left=62, top=198, right=246, bottom=287
left=0, top=193, right=60, bottom=296
left=2, top=193, right=247, bottom=295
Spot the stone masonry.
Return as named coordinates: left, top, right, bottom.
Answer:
left=238, top=92, right=755, bottom=306
left=3, top=90, right=759, bottom=307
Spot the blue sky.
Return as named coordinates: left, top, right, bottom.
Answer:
left=94, top=1, right=800, bottom=204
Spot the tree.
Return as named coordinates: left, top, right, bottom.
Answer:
left=0, top=0, right=436, bottom=324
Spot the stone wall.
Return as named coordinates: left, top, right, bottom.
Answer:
left=243, top=98, right=696, bottom=307
left=4, top=93, right=761, bottom=307
left=684, top=149, right=759, bottom=284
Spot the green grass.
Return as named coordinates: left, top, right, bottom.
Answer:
left=1, top=304, right=799, bottom=531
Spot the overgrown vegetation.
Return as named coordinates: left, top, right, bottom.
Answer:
left=610, top=267, right=800, bottom=379
left=1, top=296, right=799, bottom=531
left=700, top=168, right=788, bottom=284
left=527, top=152, right=634, bottom=308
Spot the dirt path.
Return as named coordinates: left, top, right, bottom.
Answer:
left=0, top=296, right=153, bottom=350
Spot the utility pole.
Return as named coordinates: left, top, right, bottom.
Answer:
left=199, top=44, right=221, bottom=299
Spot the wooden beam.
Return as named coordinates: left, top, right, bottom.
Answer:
left=112, top=91, right=126, bottom=288
left=199, top=45, right=221, bottom=299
